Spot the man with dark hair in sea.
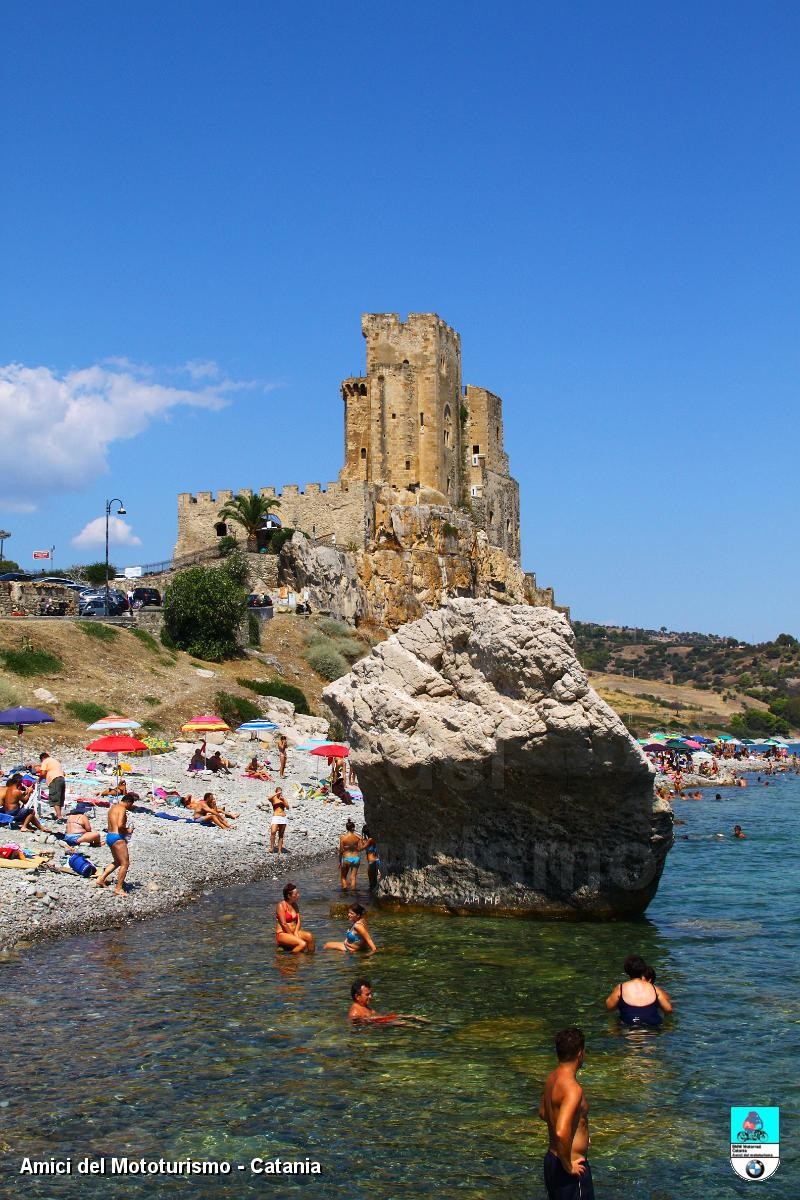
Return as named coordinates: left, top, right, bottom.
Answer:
left=539, top=1026, right=594, bottom=1199
left=347, top=979, right=429, bottom=1026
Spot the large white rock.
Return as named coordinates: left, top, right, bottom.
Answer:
left=324, top=599, right=673, bottom=917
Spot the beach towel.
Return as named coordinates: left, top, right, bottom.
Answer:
left=0, top=853, right=48, bottom=871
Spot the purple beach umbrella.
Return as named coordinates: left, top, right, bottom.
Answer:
left=0, top=706, right=55, bottom=726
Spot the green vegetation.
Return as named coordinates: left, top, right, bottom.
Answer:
left=573, top=620, right=800, bottom=731
left=82, top=561, right=117, bottom=586
left=129, top=627, right=159, bottom=653
left=0, top=559, right=20, bottom=572
left=162, top=558, right=248, bottom=662
left=213, top=690, right=263, bottom=728
left=306, top=644, right=348, bottom=681
left=141, top=696, right=161, bottom=706
left=80, top=621, right=119, bottom=642
left=248, top=611, right=260, bottom=647
left=327, top=717, right=345, bottom=742
left=317, top=617, right=350, bottom=639
left=236, top=677, right=310, bottom=715
left=216, top=492, right=281, bottom=551
left=0, top=677, right=21, bottom=707
left=265, top=526, right=295, bottom=554
left=65, top=700, right=107, bottom=723
left=442, top=521, right=458, bottom=538
left=0, top=641, right=63, bottom=677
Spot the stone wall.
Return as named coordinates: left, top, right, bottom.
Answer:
left=0, top=582, right=79, bottom=618
left=175, top=481, right=372, bottom=559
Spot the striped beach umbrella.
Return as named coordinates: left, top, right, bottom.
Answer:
left=180, top=714, right=230, bottom=734
left=87, top=714, right=143, bottom=731
left=237, top=720, right=278, bottom=732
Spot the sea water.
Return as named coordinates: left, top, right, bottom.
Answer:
left=1, top=772, right=798, bottom=1198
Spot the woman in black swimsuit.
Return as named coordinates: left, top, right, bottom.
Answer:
left=604, top=955, right=673, bottom=1027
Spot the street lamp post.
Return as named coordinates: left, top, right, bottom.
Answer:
left=105, top=499, right=127, bottom=616
left=0, top=530, right=10, bottom=564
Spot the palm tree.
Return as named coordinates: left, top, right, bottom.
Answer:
left=217, top=493, right=281, bottom=551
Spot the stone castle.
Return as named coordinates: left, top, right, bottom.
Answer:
left=176, top=313, right=557, bottom=626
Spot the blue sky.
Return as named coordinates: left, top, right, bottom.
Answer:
left=2, top=2, right=798, bottom=642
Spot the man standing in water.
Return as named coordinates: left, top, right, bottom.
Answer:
left=539, top=1026, right=594, bottom=1199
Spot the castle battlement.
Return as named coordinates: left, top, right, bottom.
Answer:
left=175, top=313, right=520, bottom=564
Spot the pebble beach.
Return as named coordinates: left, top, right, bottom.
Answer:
left=0, top=740, right=363, bottom=953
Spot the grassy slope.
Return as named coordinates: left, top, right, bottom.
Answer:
left=0, top=615, right=333, bottom=748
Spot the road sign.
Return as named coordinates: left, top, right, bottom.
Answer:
left=32, top=550, right=52, bottom=560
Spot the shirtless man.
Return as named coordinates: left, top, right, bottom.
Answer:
left=94, top=793, right=137, bottom=896
left=34, top=752, right=65, bottom=820
left=539, top=1026, right=594, bottom=1199
left=347, top=978, right=428, bottom=1025
left=0, top=773, right=48, bottom=832
left=64, top=808, right=102, bottom=849
left=180, top=794, right=231, bottom=829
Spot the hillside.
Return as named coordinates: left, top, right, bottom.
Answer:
left=574, top=621, right=800, bottom=736
left=0, top=615, right=357, bottom=747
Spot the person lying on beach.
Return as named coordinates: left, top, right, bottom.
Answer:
left=604, top=954, right=673, bottom=1027
left=99, top=779, right=127, bottom=798
left=180, top=794, right=232, bottom=829
left=94, top=793, right=137, bottom=897
left=202, top=791, right=238, bottom=820
left=347, top=978, right=429, bottom=1025
left=246, top=756, right=271, bottom=781
left=275, top=882, right=315, bottom=953
left=0, top=773, right=48, bottom=833
left=207, top=751, right=235, bottom=775
left=324, top=903, right=377, bottom=954
left=64, top=809, right=101, bottom=848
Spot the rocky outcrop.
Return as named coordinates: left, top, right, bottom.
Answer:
left=324, top=599, right=673, bottom=918
left=280, top=501, right=559, bottom=632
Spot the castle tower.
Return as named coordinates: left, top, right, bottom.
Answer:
left=340, top=313, right=463, bottom=501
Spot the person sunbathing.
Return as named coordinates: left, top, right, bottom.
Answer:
left=245, top=756, right=271, bottom=780
left=202, top=791, right=238, bottom=820
left=180, top=794, right=231, bottom=829
left=207, top=751, right=235, bottom=775
left=99, top=779, right=127, bottom=798
left=0, top=773, right=48, bottom=833
left=188, top=749, right=206, bottom=773
left=64, top=809, right=102, bottom=848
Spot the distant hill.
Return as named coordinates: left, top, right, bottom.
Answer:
left=572, top=622, right=800, bottom=737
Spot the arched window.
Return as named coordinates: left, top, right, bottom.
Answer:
left=214, top=522, right=227, bottom=537
left=443, top=404, right=452, bottom=448
left=360, top=447, right=367, bottom=459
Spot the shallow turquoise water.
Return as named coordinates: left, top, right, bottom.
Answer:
left=1, top=773, right=798, bottom=1198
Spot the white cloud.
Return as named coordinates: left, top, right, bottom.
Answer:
left=72, top=515, right=142, bottom=549
left=0, top=360, right=246, bottom=511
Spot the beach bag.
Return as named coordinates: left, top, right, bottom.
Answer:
left=68, top=852, right=97, bottom=878
left=0, top=845, right=20, bottom=859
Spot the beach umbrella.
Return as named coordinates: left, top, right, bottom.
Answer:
left=716, top=735, right=740, bottom=744
left=648, top=732, right=668, bottom=740
left=0, top=706, right=55, bottom=728
left=180, top=714, right=230, bottom=734
left=86, top=714, right=142, bottom=731
left=141, top=735, right=172, bottom=754
left=688, top=735, right=713, bottom=744
left=295, top=738, right=329, bottom=751
left=309, top=743, right=350, bottom=759
left=643, top=742, right=673, bottom=753
left=86, top=735, right=149, bottom=753
left=237, top=720, right=278, bottom=732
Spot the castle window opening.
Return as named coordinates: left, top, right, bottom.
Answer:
left=360, top=447, right=367, bottom=459
left=214, top=522, right=227, bottom=537
left=405, top=459, right=410, bottom=470
left=506, top=518, right=511, bottom=533
left=443, top=404, right=452, bottom=447
left=419, top=412, right=424, bottom=427
left=496, top=425, right=499, bottom=440
left=473, top=445, right=480, bottom=455
left=391, top=412, right=396, bottom=420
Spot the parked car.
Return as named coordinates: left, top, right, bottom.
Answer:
left=130, top=586, right=161, bottom=608
left=80, top=595, right=129, bottom=618
left=247, top=593, right=273, bottom=608
left=0, top=571, right=30, bottom=581
left=36, top=576, right=82, bottom=589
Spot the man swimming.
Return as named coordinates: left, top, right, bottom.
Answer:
left=347, top=978, right=429, bottom=1025
left=733, top=824, right=746, bottom=838
left=94, top=793, right=137, bottom=896
left=539, top=1026, right=594, bottom=1199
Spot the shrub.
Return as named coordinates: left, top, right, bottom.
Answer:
left=236, top=677, right=310, bottom=715
left=267, top=527, right=295, bottom=554
left=160, top=627, right=177, bottom=650
left=729, top=708, right=791, bottom=736
left=442, top=521, right=458, bottom=538
left=162, top=563, right=247, bottom=661
left=0, top=559, right=20, bottom=572
left=327, top=717, right=345, bottom=742
left=66, top=700, right=107, bottom=723
left=248, top=611, right=260, bottom=647
left=214, top=690, right=263, bottom=728
left=217, top=534, right=238, bottom=556
left=82, top=562, right=117, bottom=586
left=80, top=622, right=119, bottom=643
left=317, top=617, right=350, bottom=639
left=142, top=696, right=160, bottom=706
left=221, top=546, right=249, bottom=589
left=0, top=677, right=21, bottom=707
left=0, top=643, right=63, bottom=677
left=306, top=644, right=348, bottom=681
left=333, top=637, right=364, bottom=661
left=130, top=628, right=159, bottom=652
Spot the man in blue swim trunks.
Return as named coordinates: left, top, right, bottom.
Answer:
left=539, top=1026, right=594, bottom=1199
left=94, top=793, right=137, bottom=896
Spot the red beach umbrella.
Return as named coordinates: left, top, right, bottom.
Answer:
left=309, top=743, right=350, bottom=759
left=85, top=735, right=149, bottom=753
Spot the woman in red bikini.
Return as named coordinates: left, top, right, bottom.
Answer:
left=275, top=882, right=315, bottom=954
